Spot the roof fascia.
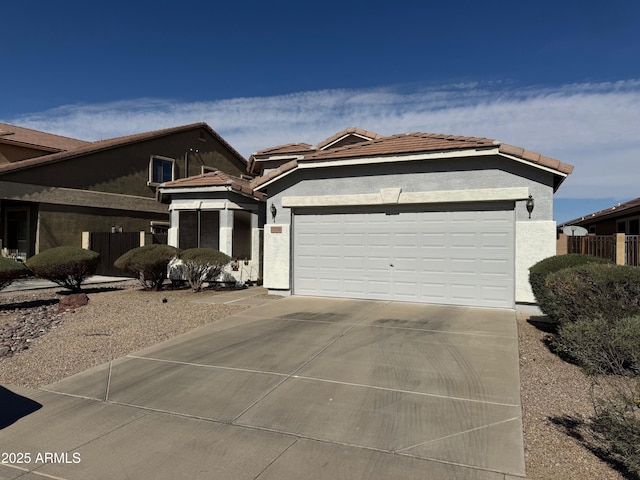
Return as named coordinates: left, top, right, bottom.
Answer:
left=320, top=133, right=373, bottom=151
left=0, top=137, right=61, bottom=153
left=157, top=185, right=263, bottom=202
left=255, top=148, right=499, bottom=191
left=255, top=146, right=570, bottom=192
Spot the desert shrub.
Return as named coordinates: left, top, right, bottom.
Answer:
left=562, top=316, right=640, bottom=477
left=593, top=397, right=640, bottom=477
left=0, top=257, right=29, bottom=290
left=114, top=244, right=179, bottom=291
left=529, top=254, right=612, bottom=314
left=178, top=248, right=231, bottom=292
left=555, top=316, right=640, bottom=375
left=541, top=263, right=640, bottom=325
left=25, top=247, right=100, bottom=292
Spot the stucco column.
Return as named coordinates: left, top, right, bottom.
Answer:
left=616, top=233, right=626, bottom=265
left=219, top=209, right=234, bottom=257
left=264, top=224, right=290, bottom=291
left=516, top=220, right=557, bottom=303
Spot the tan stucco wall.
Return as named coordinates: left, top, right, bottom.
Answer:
left=1, top=128, right=246, bottom=199
left=37, top=204, right=167, bottom=252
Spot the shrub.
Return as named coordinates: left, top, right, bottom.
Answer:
left=114, top=244, right=179, bottom=291
left=593, top=397, right=640, bottom=477
left=25, top=247, right=100, bottom=292
left=529, top=254, right=612, bottom=313
left=541, top=263, right=640, bottom=324
left=0, top=257, right=29, bottom=290
left=555, top=316, right=640, bottom=375
left=178, top=248, right=231, bottom=292
left=561, top=316, right=640, bottom=477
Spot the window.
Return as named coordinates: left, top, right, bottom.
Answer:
left=178, top=210, right=219, bottom=249
left=201, top=166, right=217, bottom=174
left=232, top=210, right=252, bottom=259
left=149, top=156, right=175, bottom=185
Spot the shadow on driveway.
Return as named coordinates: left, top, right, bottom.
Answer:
left=0, top=385, right=42, bottom=429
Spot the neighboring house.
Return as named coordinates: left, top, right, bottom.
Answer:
left=559, top=197, right=640, bottom=235
left=0, top=122, right=247, bottom=261
left=156, top=170, right=265, bottom=282
left=0, top=122, right=90, bottom=164
left=252, top=129, right=573, bottom=308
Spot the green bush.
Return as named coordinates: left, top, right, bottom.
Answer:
left=114, top=244, right=179, bottom=291
left=593, top=398, right=640, bottom=477
left=541, top=263, right=640, bottom=324
left=0, top=257, right=29, bottom=290
left=25, top=247, right=100, bottom=292
left=529, top=254, right=612, bottom=313
left=178, top=248, right=231, bottom=292
left=555, top=316, right=640, bottom=375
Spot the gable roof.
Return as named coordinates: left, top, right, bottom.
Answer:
left=158, top=170, right=265, bottom=201
left=252, top=131, right=574, bottom=191
left=0, top=122, right=247, bottom=176
left=559, top=196, right=640, bottom=227
left=0, top=122, right=89, bottom=152
left=315, top=127, right=383, bottom=150
left=247, top=127, right=382, bottom=175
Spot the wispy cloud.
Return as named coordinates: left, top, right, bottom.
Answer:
left=6, top=80, right=640, bottom=200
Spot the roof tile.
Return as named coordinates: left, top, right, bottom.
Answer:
left=0, top=123, right=246, bottom=175
left=0, top=122, right=89, bottom=152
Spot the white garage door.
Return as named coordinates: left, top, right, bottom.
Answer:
left=293, top=204, right=514, bottom=308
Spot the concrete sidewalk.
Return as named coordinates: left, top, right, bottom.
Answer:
left=0, top=297, right=525, bottom=479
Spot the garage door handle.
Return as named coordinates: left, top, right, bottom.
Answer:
left=389, top=264, right=394, bottom=267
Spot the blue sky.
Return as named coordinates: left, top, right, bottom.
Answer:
left=2, top=0, right=640, bottom=223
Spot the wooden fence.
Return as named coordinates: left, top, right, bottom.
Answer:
left=562, top=234, right=640, bottom=266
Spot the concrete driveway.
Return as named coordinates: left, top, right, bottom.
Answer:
left=0, top=296, right=525, bottom=479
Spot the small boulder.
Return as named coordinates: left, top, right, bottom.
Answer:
left=58, top=293, right=89, bottom=313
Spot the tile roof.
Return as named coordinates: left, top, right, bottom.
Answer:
left=252, top=143, right=314, bottom=157
left=0, top=122, right=89, bottom=152
left=303, top=132, right=499, bottom=161
left=0, top=123, right=246, bottom=175
left=315, top=127, right=383, bottom=150
left=252, top=131, right=574, bottom=190
left=160, top=171, right=265, bottom=200
left=560, top=196, right=640, bottom=226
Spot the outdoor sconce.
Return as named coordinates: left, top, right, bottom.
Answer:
left=270, top=203, right=277, bottom=221
left=526, top=195, right=534, bottom=219
left=244, top=258, right=249, bottom=266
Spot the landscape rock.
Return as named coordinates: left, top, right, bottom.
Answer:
left=1, top=303, right=63, bottom=358
left=58, top=293, right=89, bottom=313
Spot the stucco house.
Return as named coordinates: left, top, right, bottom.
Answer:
left=0, top=122, right=247, bottom=264
left=559, top=196, right=640, bottom=235
left=252, top=129, right=573, bottom=308
left=156, top=170, right=265, bottom=282
left=0, top=122, right=90, bottom=164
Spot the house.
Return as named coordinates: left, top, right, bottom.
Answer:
left=0, top=122, right=248, bottom=266
left=559, top=197, right=640, bottom=235
left=156, top=170, right=265, bottom=282
left=252, top=129, right=573, bottom=308
left=0, top=122, right=90, bottom=164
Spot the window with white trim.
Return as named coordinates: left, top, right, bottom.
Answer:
left=149, top=156, right=175, bottom=185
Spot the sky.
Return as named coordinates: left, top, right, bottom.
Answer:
left=2, top=0, right=640, bottom=224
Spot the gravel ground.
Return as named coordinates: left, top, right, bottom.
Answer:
left=0, top=284, right=628, bottom=478
left=517, top=311, right=626, bottom=480
left=0, top=281, right=253, bottom=387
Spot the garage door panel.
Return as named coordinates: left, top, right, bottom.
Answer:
left=293, top=206, right=514, bottom=308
